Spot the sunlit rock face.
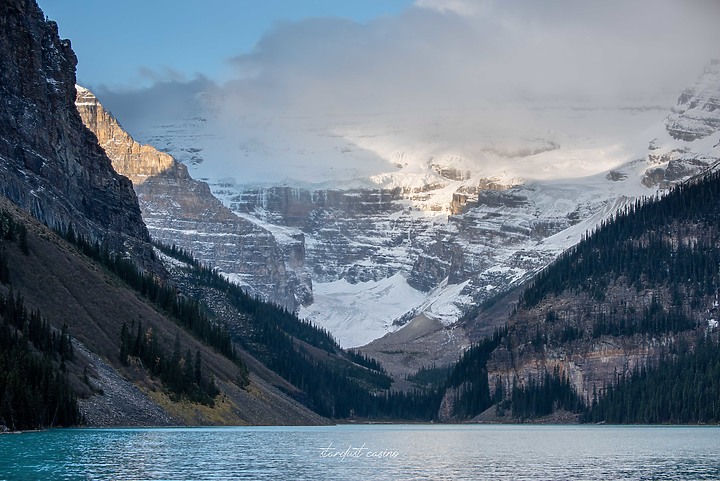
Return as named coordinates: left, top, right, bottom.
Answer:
left=76, top=88, right=312, bottom=310
left=76, top=86, right=177, bottom=185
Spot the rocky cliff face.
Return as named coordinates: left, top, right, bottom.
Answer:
left=229, top=186, right=413, bottom=283
left=643, top=61, right=720, bottom=188
left=484, top=291, right=686, bottom=407
left=0, top=0, right=154, bottom=265
left=230, top=166, right=645, bottom=348
left=75, top=88, right=311, bottom=310
left=665, top=60, right=720, bottom=142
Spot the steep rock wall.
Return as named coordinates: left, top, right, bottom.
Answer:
left=0, top=0, right=154, bottom=266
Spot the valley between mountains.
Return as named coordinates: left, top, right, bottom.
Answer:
left=2, top=0, right=720, bottom=429
left=78, top=62, right=720, bottom=384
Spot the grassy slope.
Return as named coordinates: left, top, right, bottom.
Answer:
left=0, top=198, right=326, bottom=426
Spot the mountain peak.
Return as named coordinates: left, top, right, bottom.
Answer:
left=665, top=61, right=720, bottom=142
left=75, top=86, right=181, bottom=186
left=76, top=87, right=313, bottom=311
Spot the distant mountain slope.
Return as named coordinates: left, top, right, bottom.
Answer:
left=362, top=60, right=720, bottom=384
left=75, top=86, right=312, bottom=311
left=0, top=198, right=326, bottom=426
left=93, top=85, right=690, bottom=351
left=642, top=61, right=720, bottom=188
left=436, top=166, right=720, bottom=422
left=91, top=65, right=682, bottom=350
left=425, top=62, right=720, bottom=421
left=665, top=60, right=720, bottom=142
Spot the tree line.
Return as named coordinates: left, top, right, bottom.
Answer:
left=62, top=225, right=237, bottom=359
left=158, top=242, right=444, bottom=420
left=509, top=367, right=584, bottom=420
left=445, top=327, right=506, bottom=418
left=120, top=321, right=220, bottom=405
left=58, top=226, right=249, bottom=393
left=519, top=169, right=720, bottom=320
left=0, top=290, right=80, bottom=430
left=156, top=242, right=340, bottom=354
left=0, top=209, right=79, bottom=430
left=476, top=170, right=720, bottom=421
left=584, top=334, right=720, bottom=423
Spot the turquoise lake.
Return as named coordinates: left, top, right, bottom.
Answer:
left=1, top=424, right=719, bottom=480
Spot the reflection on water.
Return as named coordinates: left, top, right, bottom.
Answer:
left=1, top=425, right=720, bottom=480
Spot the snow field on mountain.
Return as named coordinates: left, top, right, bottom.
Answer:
left=299, top=273, right=473, bottom=348
left=106, top=72, right=720, bottom=348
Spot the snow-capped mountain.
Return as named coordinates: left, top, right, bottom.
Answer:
left=666, top=60, right=720, bottom=142
left=75, top=87, right=312, bottom=311
left=91, top=63, right=720, bottom=349
left=644, top=61, right=720, bottom=185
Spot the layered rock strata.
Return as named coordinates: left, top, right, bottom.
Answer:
left=0, top=0, right=154, bottom=266
left=75, top=87, right=311, bottom=310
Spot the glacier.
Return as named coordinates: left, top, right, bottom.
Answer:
left=89, top=62, right=720, bottom=349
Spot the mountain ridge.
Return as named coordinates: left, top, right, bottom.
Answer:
left=94, top=81, right=702, bottom=349
left=74, top=86, right=312, bottom=311
left=0, top=0, right=155, bottom=270
left=0, top=0, right=367, bottom=429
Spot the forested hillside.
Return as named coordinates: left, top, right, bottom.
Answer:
left=443, top=167, right=720, bottom=422
left=0, top=211, right=79, bottom=430
left=158, top=244, right=443, bottom=420
left=0, top=194, right=447, bottom=429
left=0, top=197, right=338, bottom=428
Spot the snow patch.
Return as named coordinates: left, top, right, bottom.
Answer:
left=299, top=273, right=425, bottom=348
left=299, top=274, right=470, bottom=348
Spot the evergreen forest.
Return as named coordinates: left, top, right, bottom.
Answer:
left=5, top=165, right=720, bottom=428
left=0, top=212, right=80, bottom=430
left=455, top=169, right=720, bottom=422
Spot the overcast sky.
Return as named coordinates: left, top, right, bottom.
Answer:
left=37, top=0, right=720, bottom=185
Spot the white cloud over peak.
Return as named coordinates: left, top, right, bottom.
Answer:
left=96, top=0, right=720, bottom=187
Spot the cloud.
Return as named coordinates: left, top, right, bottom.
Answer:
left=92, top=76, right=215, bottom=132
left=96, top=0, right=720, bottom=185
left=414, top=0, right=491, bottom=16
left=220, top=0, right=720, bottom=117
left=136, top=66, right=190, bottom=84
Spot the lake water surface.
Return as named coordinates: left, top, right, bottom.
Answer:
left=1, top=424, right=719, bottom=480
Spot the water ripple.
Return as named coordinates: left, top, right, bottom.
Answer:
left=1, top=425, right=720, bottom=480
